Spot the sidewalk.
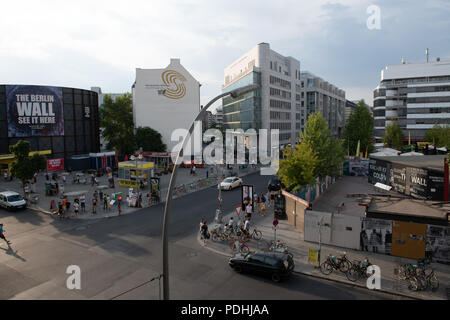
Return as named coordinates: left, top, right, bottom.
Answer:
left=200, top=207, right=450, bottom=300
left=0, top=165, right=260, bottom=220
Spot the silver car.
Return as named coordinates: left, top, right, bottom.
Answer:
left=0, top=191, right=27, bottom=211
left=219, top=177, right=243, bottom=191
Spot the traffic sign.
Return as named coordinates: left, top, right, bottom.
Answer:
left=235, top=205, right=242, bottom=217
left=273, top=218, right=279, bottom=227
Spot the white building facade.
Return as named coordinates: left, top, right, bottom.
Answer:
left=222, top=43, right=303, bottom=146
left=373, top=59, right=450, bottom=141
left=132, top=59, right=201, bottom=153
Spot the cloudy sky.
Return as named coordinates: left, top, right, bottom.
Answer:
left=1, top=0, right=449, bottom=111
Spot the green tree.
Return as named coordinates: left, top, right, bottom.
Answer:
left=134, top=126, right=167, bottom=152
left=301, top=112, right=345, bottom=178
left=9, top=140, right=46, bottom=193
left=424, top=124, right=450, bottom=148
left=277, top=142, right=318, bottom=191
left=100, top=94, right=135, bottom=155
left=382, top=121, right=405, bottom=150
left=343, top=99, right=375, bottom=156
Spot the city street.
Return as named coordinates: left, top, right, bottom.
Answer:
left=0, top=172, right=405, bottom=300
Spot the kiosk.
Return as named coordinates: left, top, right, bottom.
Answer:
left=118, top=161, right=154, bottom=189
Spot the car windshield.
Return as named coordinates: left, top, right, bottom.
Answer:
left=223, top=178, right=233, bottom=183
left=7, top=195, right=23, bottom=202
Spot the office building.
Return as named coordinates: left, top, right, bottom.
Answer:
left=300, top=72, right=346, bottom=138
left=222, top=43, right=303, bottom=146
left=373, top=58, right=450, bottom=141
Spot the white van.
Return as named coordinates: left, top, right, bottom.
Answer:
left=0, top=191, right=27, bottom=211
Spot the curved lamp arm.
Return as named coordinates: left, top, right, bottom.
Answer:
left=161, top=84, right=258, bottom=300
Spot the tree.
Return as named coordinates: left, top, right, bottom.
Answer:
left=343, top=99, right=375, bottom=156
left=100, top=94, right=135, bottom=155
left=9, top=140, right=46, bottom=193
left=382, top=121, right=405, bottom=150
left=277, top=142, right=318, bottom=191
left=425, top=124, right=450, bottom=148
left=134, top=126, right=167, bottom=152
left=301, top=112, right=345, bottom=178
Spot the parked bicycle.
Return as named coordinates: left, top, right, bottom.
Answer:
left=346, top=258, right=372, bottom=282
left=320, top=253, right=352, bottom=275
left=229, top=237, right=249, bottom=254
left=398, top=259, right=439, bottom=292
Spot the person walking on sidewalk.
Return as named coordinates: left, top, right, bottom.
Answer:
left=245, top=203, right=252, bottom=220
left=73, top=200, right=79, bottom=217
left=0, top=224, right=11, bottom=245
left=80, top=194, right=86, bottom=213
left=103, top=194, right=108, bottom=211
left=200, top=220, right=209, bottom=245
left=106, top=194, right=111, bottom=211
left=92, top=197, right=97, bottom=214
left=118, top=201, right=122, bottom=215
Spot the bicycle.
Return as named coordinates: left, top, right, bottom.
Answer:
left=229, top=238, right=249, bottom=254
left=249, top=227, right=262, bottom=241
left=346, top=258, right=372, bottom=282
left=320, top=253, right=352, bottom=275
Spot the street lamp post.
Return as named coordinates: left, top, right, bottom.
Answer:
left=130, top=153, right=143, bottom=206
left=161, top=84, right=259, bottom=300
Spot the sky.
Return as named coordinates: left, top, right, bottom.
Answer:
left=1, top=0, right=450, bottom=112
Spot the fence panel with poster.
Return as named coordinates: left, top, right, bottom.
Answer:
left=47, top=158, right=64, bottom=173
left=360, top=218, right=392, bottom=255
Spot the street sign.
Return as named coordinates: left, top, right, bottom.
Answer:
left=273, top=218, right=279, bottom=227
left=235, top=205, right=242, bottom=217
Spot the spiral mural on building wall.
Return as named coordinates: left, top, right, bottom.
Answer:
left=161, top=70, right=187, bottom=99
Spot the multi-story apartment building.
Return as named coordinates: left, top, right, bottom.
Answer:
left=222, top=43, right=303, bottom=146
left=373, top=59, right=450, bottom=142
left=214, top=107, right=224, bottom=130
left=300, top=72, right=346, bottom=138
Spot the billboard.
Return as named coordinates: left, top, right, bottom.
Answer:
left=47, top=158, right=64, bottom=172
left=6, top=85, right=64, bottom=137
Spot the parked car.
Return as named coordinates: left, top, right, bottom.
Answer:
left=0, top=191, right=27, bottom=211
left=268, top=178, right=284, bottom=192
left=219, top=176, right=243, bottom=191
left=229, top=251, right=295, bottom=282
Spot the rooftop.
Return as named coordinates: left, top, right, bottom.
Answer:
left=366, top=195, right=450, bottom=226
left=370, top=155, right=446, bottom=172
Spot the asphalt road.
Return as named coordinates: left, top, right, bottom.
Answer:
left=0, top=172, right=406, bottom=300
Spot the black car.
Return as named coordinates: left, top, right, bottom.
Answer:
left=229, top=251, right=295, bottom=282
left=267, top=178, right=284, bottom=192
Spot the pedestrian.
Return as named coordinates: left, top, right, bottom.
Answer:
left=227, top=217, right=235, bottom=233
left=80, top=194, right=86, bottom=213
left=99, top=190, right=103, bottom=202
left=118, top=201, right=122, bottom=215
left=45, top=183, right=51, bottom=196
left=73, top=200, right=79, bottom=217
left=192, top=165, right=196, bottom=176
left=245, top=203, right=252, bottom=220
left=94, top=176, right=99, bottom=186
left=243, top=218, right=251, bottom=240
left=24, top=183, right=30, bottom=199
left=59, top=183, right=64, bottom=196
left=93, top=190, right=98, bottom=200
left=200, top=220, right=209, bottom=245
left=62, top=174, right=66, bottom=184
left=138, top=193, right=143, bottom=208
left=45, top=172, right=49, bottom=181
left=58, top=201, right=63, bottom=218
left=4, top=171, right=8, bottom=181
left=92, top=197, right=97, bottom=214
left=65, top=199, right=71, bottom=218
left=103, top=194, right=108, bottom=211
left=147, top=192, right=151, bottom=207
left=107, top=194, right=111, bottom=211
left=0, top=224, right=11, bottom=245
left=261, top=201, right=266, bottom=216
left=266, top=191, right=271, bottom=208
left=91, top=173, right=95, bottom=186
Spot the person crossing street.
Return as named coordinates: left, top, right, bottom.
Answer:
left=0, top=224, right=11, bottom=245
